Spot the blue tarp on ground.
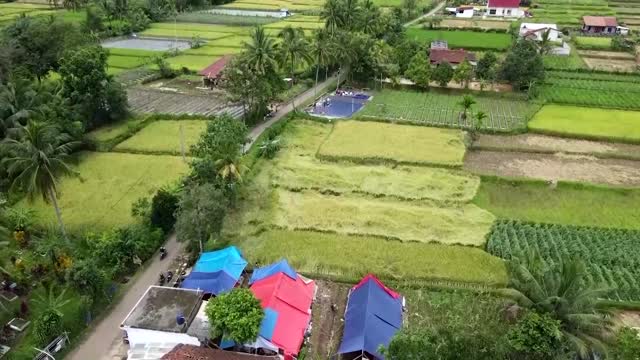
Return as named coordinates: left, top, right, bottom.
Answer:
left=249, top=259, right=297, bottom=284
left=337, top=276, right=403, bottom=360
left=192, top=246, right=248, bottom=280
left=180, top=271, right=238, bottom=296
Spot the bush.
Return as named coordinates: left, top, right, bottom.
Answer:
left=33, top=310, right=63, bottom=343
left=150, top=188, right=179, bottom=232
left=205, top=288, right=264, bottom=343
left=120, top=223, right=164, bottom=261
left=67, top=260, right=106, bottom=302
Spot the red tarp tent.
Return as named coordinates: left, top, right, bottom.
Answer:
left=250, top=273, right=315, bottom=356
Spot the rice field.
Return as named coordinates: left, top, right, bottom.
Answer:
left=22, top=152, right=189, bottom=231
left=317, top=120, right=467, bottom=167
left=575, top=36, right=613, bottom=50
left=529, top=105, right=640, bottom=142
left=273, top=189, right=495, bottom=246
left=359, top=89, right=538, bottom=131
left=113, top=120, right=209, bottom=155
left=219, top=0, right=325, bottom=11
left=273, top=120, right=480, bottom=202
left=0, top=3, right=58, bottom=23
left=406, top=28, right=512, bottom=51
left=242, top=229, right=508, bottom=285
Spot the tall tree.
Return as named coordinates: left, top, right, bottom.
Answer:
left=475, top=51, right=497, bottom=81
left=432, top=61, right=453, bottom=87
left=243, top=26, right=278, bottom=75
left=405, top=53, right=431, bottom=89
left=453, top=60, right=473, bottom=88
left=277, top=26, right=312, bottom=82
left=1, top=121, right=78, bottom=238
left=500, top=255, right=614, bottom=359
left=500, top=39, right=544, bottom=90
left=459, top=95, right=476, bottom=120
left=321, top=0, right=344, bottom=33
left=175, top=184, right=228, bottom=253
left=311, top=29, right=335, bottom=94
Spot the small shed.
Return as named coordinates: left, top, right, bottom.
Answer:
left=519, top=23, right=561, bottom=42
left=181, top=246, right=248, bottom=296
left=582, top=16, right=618, bottom=34
left=198, top=55, right=234, bottom=88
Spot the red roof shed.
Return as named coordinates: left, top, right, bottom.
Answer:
left=582, top=16, right=618, bottom=27
left=198, top=55, right=233, bottom=79
left=487, top=0, right=520, bottom=8
left=429, top=48, right=477, bottom=65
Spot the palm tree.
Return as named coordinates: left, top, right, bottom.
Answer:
left=243, top=26, right=278, bottom=75
left=215, top=157, right=244, bottom=183
left=501, top=255, right=614, bottom=359
left=277, top=26, right=312, bottom=82
left=321, top=0, right=344, bottom=34
left=459, top=95, right=476, bottom=120
left=538, top=28, right=552, bottom=55
left=1, top=121, right=79, bottom=239
left=33, top=285, right=71, bottom=317
left=311, top=29, right=335, bottom=95
left=469, top=111, right=487, bottom=141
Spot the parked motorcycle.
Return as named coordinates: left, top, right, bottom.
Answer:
left=159, top=247, right=167, bottom=260
left=158, top=273, right=165, bottom=286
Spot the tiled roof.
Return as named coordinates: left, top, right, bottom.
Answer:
left=582, top=16, right=618, bottom=27
left=429, top=48, right=477, bottom=65
left=161, top=344, right=279, bottom=360
left=198, top=55, right=233, bottom=79
left=487, top=0, right=520, bottom=8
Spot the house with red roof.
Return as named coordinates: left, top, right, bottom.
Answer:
left=429, top=48, right=477, bottom=67
left=198, top=55, right=233, bottom=88
left=582, top=16, right=618, bottom=34
left=486, top=0, right=524, bottom=18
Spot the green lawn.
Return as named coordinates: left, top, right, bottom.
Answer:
left=529, top=105, right=640, bottom=142
left=575, top=36, right=612, bottom=50
left=406, top=28, right=512, bottom=50
left=166, top=54, right=220, bottom=71
left=473, top=178, right=640, bottom=229
left=318, top=120, right=466, bottom=167
left=86, top=117, right=145, bottom=143
left=114, top=120, right=209, bottom=155
left=23, top=152, right=189, bottom=231
left=273, top=189, right=495, bottom=246
left=274, top=120, right=480, bottom=202
left=107, top=55, right=151, bottom=69
left=240, top=229, right=508, bottom=285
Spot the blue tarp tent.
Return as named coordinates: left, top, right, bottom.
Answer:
left=181, top=246, right=248, bottom=295
left=249, top=259, right=297, bottom=284
left=192, top=246, right=247, bottom=279
left=337, top=275, right=403, bottom=360
left=180, top=271, right=238, bottom=296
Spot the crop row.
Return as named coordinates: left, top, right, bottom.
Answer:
left=546, top=70, right=640, bottom=83
left=486, top=220, right=640, bottom=301
left=538, top=85, right=640, bottom=109
left=546, top=78, right=640, bottom=93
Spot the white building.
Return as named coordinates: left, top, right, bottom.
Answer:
left=519, top=23, right=561, bottom=42
left=486, top=0, right=525, bottom=18
left=446, top=6, right=475, bottom=18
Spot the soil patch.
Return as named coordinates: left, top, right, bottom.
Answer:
left=308, top=280, right=349, bottom=358
left=582, top=56, right=638, bottom=72
left=474, top=133, right=640, bottom=159
left=615, top=311, right=640, bottom=330
left=464, top=150, right=640, bottom=186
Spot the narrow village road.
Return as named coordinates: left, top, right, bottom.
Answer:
left=404, top=0, right=447, bottom=27
left=66, top=234, right=185, bottom=360
left=245, top=73, right=340, bottom=149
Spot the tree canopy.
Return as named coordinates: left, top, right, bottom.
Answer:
left=205, top=288, right=264, bottom=344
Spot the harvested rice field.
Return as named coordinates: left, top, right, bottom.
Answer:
left=317, top=120, right=467, bottom=167
left=114, top=120, right=209, bottom=155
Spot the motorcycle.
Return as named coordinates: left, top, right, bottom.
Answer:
left=166, top=271, right=174, bottom=283
left=158, top=273, right=166, bottom=286
left=159, top=247, right=167, bottom=260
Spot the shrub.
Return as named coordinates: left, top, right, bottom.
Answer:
left=67, top=260, right=106, bottom=303
left=205, top=288, right=264, bottom=343
left=507, top=311, right=564, bottom=359
left=33, top=310, right=63, bottom=343
left=150, top=188, right=179, bottom=232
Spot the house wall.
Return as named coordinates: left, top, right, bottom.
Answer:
left=486, top=7, right=524, bottom=17
left=456, top=9, right=474, bottom=18
left=582, top=25, right=617, bottom=34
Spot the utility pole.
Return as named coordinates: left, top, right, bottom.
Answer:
left=179, top=123, right=186, bottom=162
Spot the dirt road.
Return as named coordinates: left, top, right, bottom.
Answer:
left=66, top=234, right=186, bottom=360
left=404, top=1, right=446, bottom=27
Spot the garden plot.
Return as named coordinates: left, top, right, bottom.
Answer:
left=438, top=19, right=511, bottom=30
left=219, top=0, right=325, bottom=11
left=487, top=220, right=640, bottom=301
left=359, top=89, right=537, bottom=131
left=529, top=105, right=640, bottom=142
left=273, top=189, right=495, bottom=246
left=243, top=229, right=508, bottom=285
left=114, top=120, right=209, bottom=155
left=473, top=133, right=640, bottom=160
left=317, top=120, right=466, bottom=167
left=23, top=152, right=189, bottom=230
left=405, top=28, right=512, bottom=51
left=274, top=120, right=480, bottom=202
left=464, top=150, right=640, bottom=186
left=103, top=38, right=191, bottom=51
left=538, top=72, right=640, bottom=110
left=474, top=179, right=640, bottom=229
left=127, top=87, right=244, bottom=117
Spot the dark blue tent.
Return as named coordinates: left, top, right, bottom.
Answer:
left=337, top=275, right=403, bottom=360
left=249, top=259, right=297, bottom=285
left=181, top=271, right=238, bottom=296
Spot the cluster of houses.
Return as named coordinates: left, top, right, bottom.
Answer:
left=121, top=247, right=405, bottom=360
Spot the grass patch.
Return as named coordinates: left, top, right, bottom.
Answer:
left=543, top=52, right=586, bottom=70
left=274, top=120, right=480, bottom=202
left=175, top=12, right=280, bottom=25
left=113, top=120, right=209, bottom=155
left=360, top=89, right=537, bottom=131
left=575, top=36, right=612, bottom=50
left=166, top=54, right=220, bottom=71
left=473, top=178, right=640, bottom=229
left=242, top=229, right=508, bottom=285
left=23, top=152, right=189, bottom=231
left=86, top=117, right=145, bottom=143
left=273, top=189, right=495, bottom=246
left=318, top=120, right=466, bottom=167
left=406, top=28, right=512, bottom=51
left=529, top=105, right=640, bottom=142
left=107, top=55, right=150, bottom=69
